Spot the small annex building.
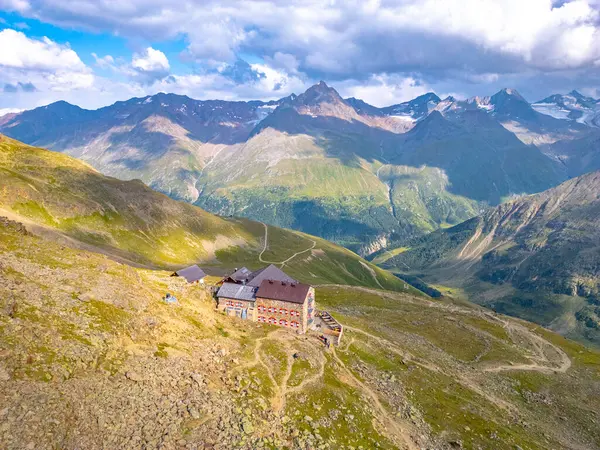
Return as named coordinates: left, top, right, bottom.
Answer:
left=171, top=265, right=207, bottom=284
left=216, top=283, right=258, bottom=320
left=216, top=265, right=315, bottom=333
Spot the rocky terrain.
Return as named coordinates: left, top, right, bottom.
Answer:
left=1, top=215, right=600, bottom=449
left=379, top=171, right=600, bottom=347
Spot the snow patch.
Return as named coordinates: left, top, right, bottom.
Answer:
left=532, top=103, right=571, bottom=120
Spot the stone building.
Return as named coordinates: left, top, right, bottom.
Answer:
left=255, top=280, right=315, bottom=333
left=216, top=266, right=315, bottom=333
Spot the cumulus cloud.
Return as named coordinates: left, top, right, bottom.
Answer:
left=2, top=0, right=600, bottom=110
left=129, top=47, right=170, bottom=84
left=0, top=29, right=88, bottom=72
left=337, top=75, right=432, bottom=107
left=5, top=0, right=600, bottom=79
left=0, top=28, right=94, bottom=97
left=91, top=53, right=116, bottom=70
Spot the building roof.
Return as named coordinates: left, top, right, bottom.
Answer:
left=217, top=283, right=258, bottom=301
left=246, top=264, right=297, bottom=287
left=256, top=280, right=311, bottom=304
left=229, top=267, right=253, bottom=283
left=174, top=265, right=206, bottom=283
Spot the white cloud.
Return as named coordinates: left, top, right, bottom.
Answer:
left=132, top=47, right=169, bottom=73
left=338, top=75, right=432, bottom=107
left=0, top=29, right=94, bottom=99
left=0, top=29, right=87, bottom=72
left=129, top=47, right=170, bottom=84
left=92, top=53, right=115, bottom=70
left=7, top=0, right=600, bottom=77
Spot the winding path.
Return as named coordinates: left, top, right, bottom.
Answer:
left=258, top=222, right=316, bottom=266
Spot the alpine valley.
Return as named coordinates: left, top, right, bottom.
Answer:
left=4, top=83, right=599, bottom=257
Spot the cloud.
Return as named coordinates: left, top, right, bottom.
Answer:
left=337, top=75, right=432, bottom=107
left=0, top=29, right=88, bottom=72
left=0, top=28, right=94, bottom=99
left=5, top=0, right=600, bottom=81
left=91, top=53, right=116, bottom=70
left=4, top=81, right=37, bottom=92
left=2, top=0, right=600, bottom=111
left=130, top=47, right=170, bottom=84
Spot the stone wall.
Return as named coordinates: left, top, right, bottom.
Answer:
left=255, top=296, right=308, bottom=333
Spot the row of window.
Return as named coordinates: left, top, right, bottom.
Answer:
left=257, top=305, right=300, bottom=316
left=257, top=316, right=300, bottom=328
left=226, top=300, right=245, bottom=308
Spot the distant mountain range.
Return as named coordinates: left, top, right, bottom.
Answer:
left=2, top=82, right=599, bottom=255
left=379, top=170, right=600, bottom=347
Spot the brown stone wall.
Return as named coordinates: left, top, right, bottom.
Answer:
left=255, top=296, right=308, bottom=333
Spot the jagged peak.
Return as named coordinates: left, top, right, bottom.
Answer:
left=493, top=88, right=526, bottom=101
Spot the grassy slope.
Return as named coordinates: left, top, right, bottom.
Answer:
left=195, top=128, right=480, bottom=253
left=1, top=221, right=598, bottom=449
left=379, top=172, right=600, bottom=347
left=0, top=135, right=408, bottom=292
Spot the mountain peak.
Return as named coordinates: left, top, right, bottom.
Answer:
left=496, top=88, right=525, bottom=100
left=297, top=81, right=344, bottom=106
left=568, top=89, right=584, bottom=98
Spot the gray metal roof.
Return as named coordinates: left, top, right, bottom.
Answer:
left=217, top=283, right=257, bottom=301
left=174, top=265, right=207, bottom=283
left=229, top=267, right=253, bottom=282
left=246, top=264, right=297, bottom=287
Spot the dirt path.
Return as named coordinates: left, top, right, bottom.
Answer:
left=331, top=347, right=418, bottom=450
left=320, top=284, right=572, bottom=375
left=287, top=350, right=326, bottom=394
left=258, top=222, right=316, bottom=266
left=233, top=329, right=326, bottom=412
left=484, top=321, right=572, bottom=374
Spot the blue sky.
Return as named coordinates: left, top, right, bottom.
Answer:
left=1, top=0, right=600, bottom=114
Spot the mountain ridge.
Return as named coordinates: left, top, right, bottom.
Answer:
left=1, top=83, right=597, bottom=256
left=380, top=170, right=600, bottom=346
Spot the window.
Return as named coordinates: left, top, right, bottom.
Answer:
left=226, top=300, right=234, bottom=307
left=280, top=308, right=287, bottom=315
left=268, top=317, right=276, bottom=324
left=258, top=316, right=266, bottom=323
left=291, top=321, right=299, bottom=328
left=279, top=319, right=288, bottom=326
left=290, top=310, right=296, bottom=317
left=235, top=302, right=243, bottom=308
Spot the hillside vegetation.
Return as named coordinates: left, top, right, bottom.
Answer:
left=380, top=171, right=600, bottom=347
left=0, top=135, right=408, bottom=293
left=1, top=217, right=599, bottom=449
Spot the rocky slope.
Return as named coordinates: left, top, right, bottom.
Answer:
left=1, top=215, right=600, bottom=449
left=1, top=83, right=591, bottom=256
left=0, top=134, right=409, bottom=292
left=380, top=171, right=600, bottom=346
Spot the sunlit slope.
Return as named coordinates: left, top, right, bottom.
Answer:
left=1, top=220, right=598, bottom=449
left=0, top=135, right=408, bottom=292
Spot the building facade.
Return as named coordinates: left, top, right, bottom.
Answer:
left=216, top=266, right=315, bottom=333
left=255, top=280, right=315, bottom=334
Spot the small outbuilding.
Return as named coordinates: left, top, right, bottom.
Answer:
left=171, top=265, right=207, bottom=284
